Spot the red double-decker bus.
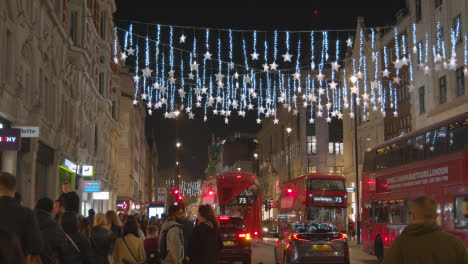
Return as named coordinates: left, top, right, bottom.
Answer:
left=200, top=171, right=262, bottom=239
left=361, top=112, right=468, bottom=261
left=277, top=173, right=348, bottom=233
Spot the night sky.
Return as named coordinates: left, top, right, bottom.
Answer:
left=114, top=0, right=407, bottom=180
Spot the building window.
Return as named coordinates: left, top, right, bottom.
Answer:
left=456, top=67, right=465, bottom=96
left=415, top=0, right=422, bottom=22
left=98, top=72, right=105, bottom=95
left=100, top=11, right=106, bottom=39
left=307, top=166, right=317, bottom=174
left=328, top=142, right=344, bottom=155
left=439, top=76, right=446, bottom=104
left=435, top=0, right=442, bottom=8
left=70, top=11, right=78, bottom=44
left=112, top=100, right=117, bottom=120
left=307, top=136, right=317, bottom=154
left=419, top=86, right=425, bottom=113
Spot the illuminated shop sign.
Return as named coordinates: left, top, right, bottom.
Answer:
left=0, top=128, right=21, bottom=151
left=83, top=181, right=101, bottom=192
left=93, top=192, right=109, bottom=200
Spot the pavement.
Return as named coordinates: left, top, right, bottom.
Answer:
left=258, top=237, right=378, bottom=264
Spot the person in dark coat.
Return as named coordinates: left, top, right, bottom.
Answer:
left=382, top=196, right=468, bottom=264
left=89, top=213, right=114, bottom=264
left=57, top=182, right=79, bottom=213
left=0, top=172, right=42, bottom=259
left=61, top=211, right=93, bottom=264
left=180, top=204, right=194, bottom=264
left=0, top=228, right=26, bottom=264
left=35, top=197, right=70, bottom=264
left=187, top=205, right=223, bottom=264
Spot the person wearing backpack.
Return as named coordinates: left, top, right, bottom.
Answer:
left=144, top=225, right=161, bottom=264
left=159, top=204, right=184, bottom=264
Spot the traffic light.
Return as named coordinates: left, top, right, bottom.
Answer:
left=177, top=195, right=183, bottom=201
left=173, top=189, right=179, bottom=195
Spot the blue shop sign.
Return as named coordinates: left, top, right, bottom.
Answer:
left=83, top=181, right=101, bottom=192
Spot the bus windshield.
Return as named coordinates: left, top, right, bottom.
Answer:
left=307, top=179, right=345, bottom=191
left=292, top=222, right=338, bottom=233
left=305, top=206, right=347, bottom=230
left=223, top=183, right=260, bottom=217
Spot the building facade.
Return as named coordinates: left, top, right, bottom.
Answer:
left=342, top=0, right=468, bottom=222
left=0, top=0, right=126, bottom=214
left=257, top=91, right=345, bottom=220
left=116, top=67, right=158, bottom=212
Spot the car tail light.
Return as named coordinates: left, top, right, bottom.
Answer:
left=219, top=216, right=230, bottom=220
left=238, top=232, right=251, bottom=240
left=254, top=231, right=258, bottom=236
left=331, top=233, right=347, bottom=241
left=285, top=242, right=291, bottom=249
left=292, top=234, right=311, bottom=241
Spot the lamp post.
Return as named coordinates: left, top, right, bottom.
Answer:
left=286, top=127, right=292, bottom=181
left=176, top=141, right=181, bottom=187
left=353, top=92, right=361, bottom=245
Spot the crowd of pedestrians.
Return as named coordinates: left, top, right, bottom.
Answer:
left=0, top=171, right=223, bottom=264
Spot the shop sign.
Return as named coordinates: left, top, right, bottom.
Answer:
left=81, top=165, right=94, bottom=177
left=83, top=181, right=101, bottom=192
left=117, top=200, right=130, bottom=211
left=13, top=126, right=40, bottom=138
left=347, top=187, right=355, bottom=193
left=157, top=187, right=167, bottom=202
left=93, top=192, right=109, bottom=200
left=63, top=159, right=78, bottom=172
left=0, top=128, right=21, bottom=151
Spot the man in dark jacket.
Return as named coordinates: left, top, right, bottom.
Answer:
left=382, top=196, right=468, bottom=264
left=180, top=204, right=194, bottom=264
left=35, top=197, right=70, bottom=264
left=57, top=181, right=79, bottom=213
left=0, top=172, right=42, bottom=258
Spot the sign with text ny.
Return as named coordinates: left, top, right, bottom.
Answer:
left=0, top=128, right=21, bottom=151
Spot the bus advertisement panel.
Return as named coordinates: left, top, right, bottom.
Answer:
left=277, top=173, right=348, bottom=235
left=200, top=171, right=262, bottom=240
left=361, top=112, right=468, bottom=261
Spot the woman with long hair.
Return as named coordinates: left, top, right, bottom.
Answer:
left=187, top=204, right=223, bottom=264
left=106, top=210, right=123, bottom=238
left=112, top=221, right=146, bottom=264
left=89, top=213, right=114, bottom=264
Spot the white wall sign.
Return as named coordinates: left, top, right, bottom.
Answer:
left=81, top=165, right=94, bottom=177
left=13, top=126, right=40, bottom=138
left=157, top=187, right=167, bottom=202
left=93, top=192, right=109, bottom=200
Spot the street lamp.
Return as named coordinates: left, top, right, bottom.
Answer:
left=353, top=87, right=361, bottom=245
left=176, top=142, right=181, bottom=149
left=174, top=110, right=180, bottom=117
left=253, top=153, right=258, bottom=159
left=286, top=127, right=292, bottom=181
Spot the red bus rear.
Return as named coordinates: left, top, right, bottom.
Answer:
left=361, top=112, right=468, bottom=261
left=200, top=171, right=262, bottom=240
left=278, top=173, right=348, bottom=234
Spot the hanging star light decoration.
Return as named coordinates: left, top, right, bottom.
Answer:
left=270, top=61, right=278, bottom=71
left=204, top=51, right=212, bottom=60
left=282, top=51, right=293, bottom=62
left=179, top=34, right=186, bottom=43
left=251, top=51, right=260, bottom=60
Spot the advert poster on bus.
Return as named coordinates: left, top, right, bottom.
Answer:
left=375, top=162, right=461, bottom=193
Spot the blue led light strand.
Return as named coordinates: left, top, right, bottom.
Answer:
left=274, top=30, right=278, bottom=61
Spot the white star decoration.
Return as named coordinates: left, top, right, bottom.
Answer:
left=329, top=81, right=338, bottom=90
left=282, top=51, right=293, bottom=62
left=263, top=63, right=270, bottom=72
left=204, top=51, right=212, bottom=60
left=346, top=38, right=353, bottom=47
left=142, top=67, right=153, bottom=77
left=191, top=61, right=199, bottom=71
left=127, top=47, right=135, bottom=56
left=332, top=61, right=341, bottom=72
left=270, top=61, right=278, bottom=71
left=180, top=34, right=186, bottom=43
left=251, top=51, right=260, bottom=60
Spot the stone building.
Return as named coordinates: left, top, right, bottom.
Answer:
left=257, top=71, right=345, bottom=220
left=0, top=0, right=123, bottom=213
left=116, top=67, right=158, bottom=212
left=342, top=0, right=468, bottom=221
